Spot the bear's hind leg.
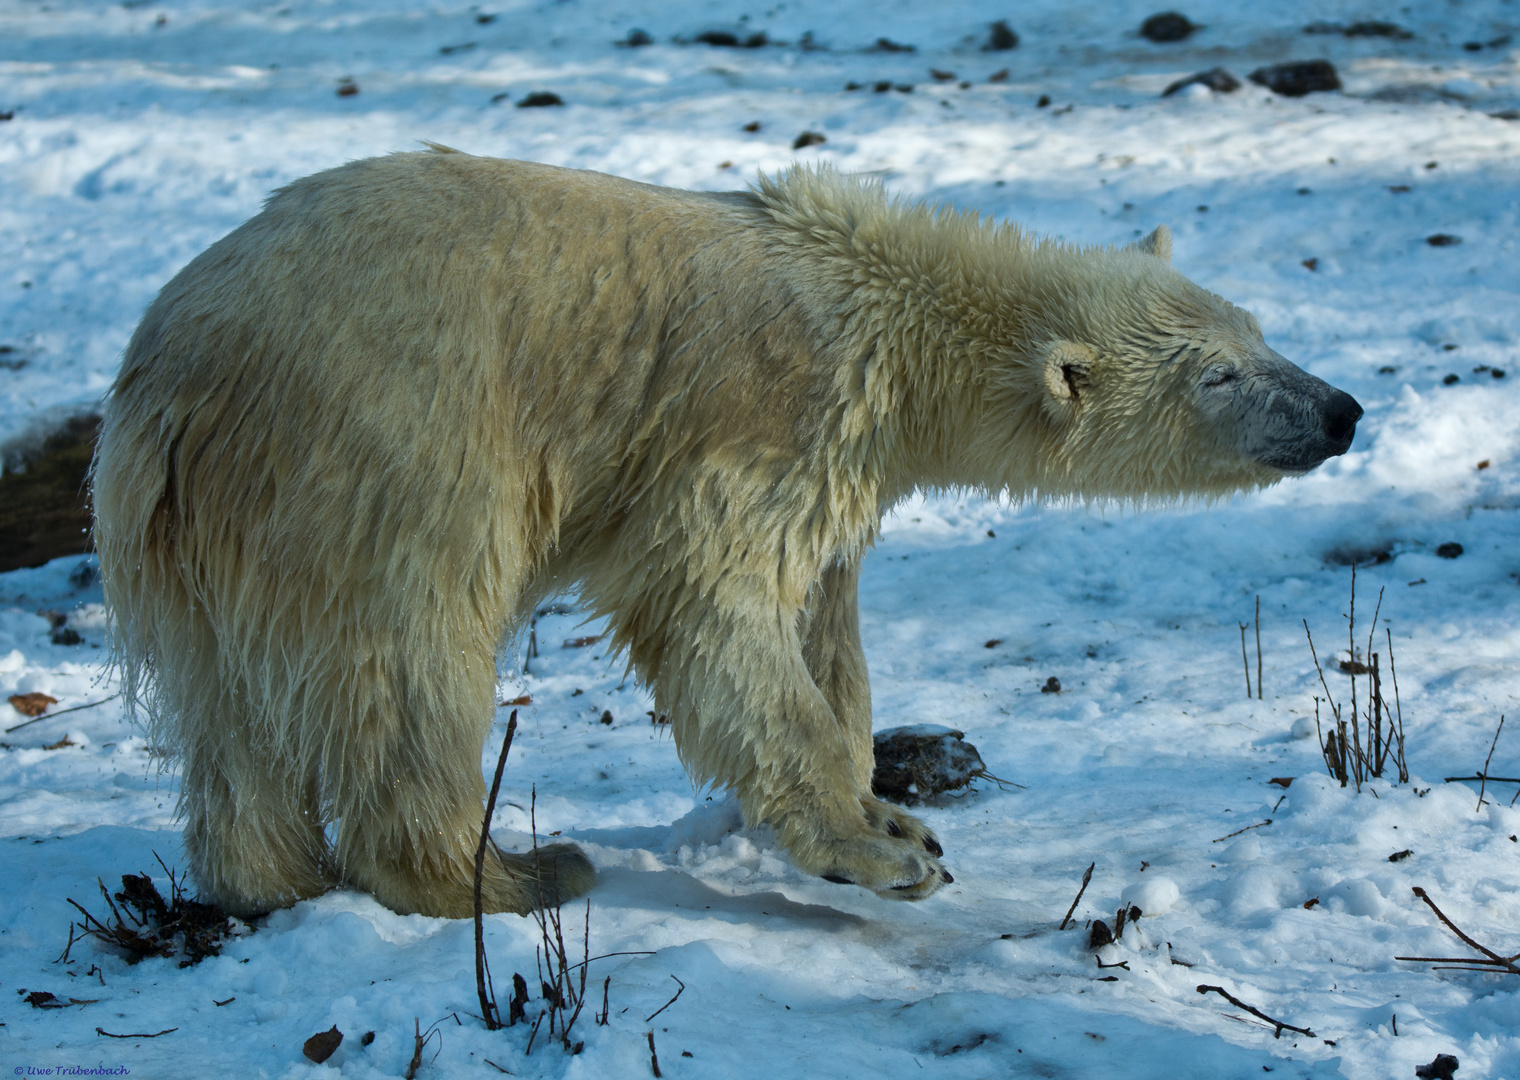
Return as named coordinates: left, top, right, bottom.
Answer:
left=328, top=633, right=594, bottom=919
left=179, top=693, right=336, bottom=917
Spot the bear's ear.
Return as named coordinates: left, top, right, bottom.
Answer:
left=1039, top=340, right=1100, bottom=423
left=1132, top=224, right=1172, bottom=264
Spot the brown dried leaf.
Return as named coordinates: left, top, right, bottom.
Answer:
left=9, top=692, right=57, bottom=717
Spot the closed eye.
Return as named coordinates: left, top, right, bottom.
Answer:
left=1202, top=367, right=1242, bottom=388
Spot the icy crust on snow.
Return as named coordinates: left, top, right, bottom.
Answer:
left=5, top=0, right=1520, bottom=1077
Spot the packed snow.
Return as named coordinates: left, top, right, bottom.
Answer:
left=4, top=1, right=1520, bottom=1076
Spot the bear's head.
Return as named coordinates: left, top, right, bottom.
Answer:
left=992, top=225, right=1361, bottom=501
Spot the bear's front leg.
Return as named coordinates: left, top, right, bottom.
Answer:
left=800, top=562, right=947, bottom=895
left=660, top=594, right=948, bottom=899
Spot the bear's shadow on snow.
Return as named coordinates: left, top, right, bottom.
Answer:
left=589, top=866, right=870, bottom=928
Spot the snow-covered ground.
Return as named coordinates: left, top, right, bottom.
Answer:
left=5, top=1, right=1520, bottom=1076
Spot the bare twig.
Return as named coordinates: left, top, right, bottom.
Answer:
left=1305, top=624, right=1346, bottom=790
left=6, top=694, right=120, bottom=734
left=1408, top=887, right=1520, bottom=975
left=1239, top=623, right=1252, bottom=699
left=405, top=1018, right=424, bottom=1080
left=1444, top=776, right=1520, bottom=785
left=1387, top=629, right=1409, bottom=783
left=1059, top=862, right=1095, bottom=931
left=96, top=1027, right=177, bottom=1039
left=565, top=951, right=657, bottom=974
left=1212, top=819, right=1271, bottom=843
left=647, top=1030, right=662, bottom=1078
left=1195, top=985, right=1315, bottom=1038
left=475, top=712, right=518, bottom=1031
left=1477, top=716, right=1506, bottom=811
left=1255, top=595, right=1263, bottom=700
left=643, top=975, right=685, bottom=1023
left=404, top=1017, right=445, bottom=1080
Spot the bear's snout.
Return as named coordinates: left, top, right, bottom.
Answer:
left=1319, top=389, right=1362, bottom=451
left=1231, top=354, right=1362, bottom=475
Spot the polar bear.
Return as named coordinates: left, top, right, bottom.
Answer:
left=92, top=151, right=1361, bottom=918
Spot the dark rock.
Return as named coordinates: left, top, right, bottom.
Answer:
left=872, top=725, right=987, bottom=804
left=1249, top=60, right=1341, bottom=96
left=693, top=30, right=768, bottom=48
left=793, top=131, right=826, bottom=149
left=0, top=414, right=98, bottom=573
left=1325, top=545, right=1392, bottom=567
left=870, top=37, right=915, bottom=53
left=1088, top=919, right=1114, bottom=948
left=1346, top=21, right=1412, bottom=38
left=985, top=20, right=1019, bottom=51
left=1416, top=1055, right=1459, bottom=1080
left=1140, top=12, right=1198, bottom=43
left=517, top=92, right=564, bottom=107
left=1436, top=542, right=1464, bottom=559
left=1443, top=374, right=1460, bottom=385
left=1162, top=67, right=1241, bottom=96
left=303, top=1027, right=344, bottom=1065
left=1041, top=676, right=1061, bottom=693
left=1305, top=20, right=1412, bottom=39
left=617, top=28, right=653, bottom=47
left=68, top=559, right=98, bottom=589
left=1427, top=234, right=1462, bottom=247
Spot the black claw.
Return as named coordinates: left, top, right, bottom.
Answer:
left=923, top=836, right=943, bottom=857
left=885, top=819, right=902, bottom=838
left=821, top=873, right=855, bottom=885
left=940, top=869, right=954, bottom=884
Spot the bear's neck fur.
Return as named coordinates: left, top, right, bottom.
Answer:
left=751, top=165, right=1215, bottom=510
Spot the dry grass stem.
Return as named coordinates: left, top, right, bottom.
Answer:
left=1476, top=716, right=1506, bottom=811
left=474, top=711, right=518, bottom=1031
left=1255, top=594, right=1263, bottom=700
left=643, top=975, right=685, bottom=1023
left=1195, top=985, right=1316, bottom=1038
left=1239, top=622, right=1252, bottom=699
left=1059, top=862, right=1096, bottom=931
left=1397, top=887, right=1520, bottom=976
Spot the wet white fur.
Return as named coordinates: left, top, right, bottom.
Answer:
left=93, top=151, right=1287, bottom=916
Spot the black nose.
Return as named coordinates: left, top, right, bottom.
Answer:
left=1322, top=390, right=1362, bottom=448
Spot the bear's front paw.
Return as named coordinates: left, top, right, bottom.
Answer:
left=861, top=796, right=944, bottom=858
left=798, top=800, right=951, bottom=901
